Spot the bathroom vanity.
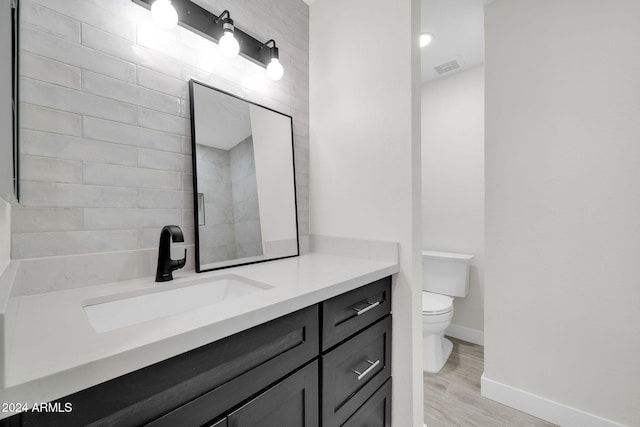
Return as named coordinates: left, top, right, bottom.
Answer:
left=0, top=249, right=397, bottom=427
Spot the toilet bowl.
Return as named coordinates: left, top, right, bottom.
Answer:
left=421, top=250, right=473, bottom=373
left=422, top=291, right=454, bottom=373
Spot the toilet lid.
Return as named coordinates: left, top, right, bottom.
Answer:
left=422, top=292, right=453, bottom=315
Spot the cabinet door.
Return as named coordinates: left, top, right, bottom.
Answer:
left=228, top=361, right=319, bottom=427
left=341, top=379, right=391, bottom=427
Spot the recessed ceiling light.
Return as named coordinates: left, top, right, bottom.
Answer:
left=420, top=33, right=433, bottom=48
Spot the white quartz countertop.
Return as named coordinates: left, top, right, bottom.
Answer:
left=0, top=252, right=398, bottom=413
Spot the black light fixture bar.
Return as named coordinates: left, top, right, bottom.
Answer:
left=131, top=0, right=273, bottom=68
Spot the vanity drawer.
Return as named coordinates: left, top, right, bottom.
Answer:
left=342, top=379, right=391, bottom=427
left=146, top=306, right=319, bottom=427
left=322, top=316, right=391, bottom=427
left=322, top=276, right=391, bottom=351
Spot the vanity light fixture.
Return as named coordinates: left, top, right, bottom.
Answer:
left=215, top=10, right=240, bottom=59
left=261, top=40, right=284, bottom=81
left=150, top=0, right=178, bottom=30
left=133, top=0, right=285, bottom=82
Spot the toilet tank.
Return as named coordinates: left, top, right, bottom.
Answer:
left=422, top=250, right=474, bottom=297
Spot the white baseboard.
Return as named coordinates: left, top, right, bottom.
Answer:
left=444, top=323, right=484, bottom=346
left=481, top=374, right=627, bottom=427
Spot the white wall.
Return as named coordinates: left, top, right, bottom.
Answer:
left=421, top=66, right=484, bottom=340
left=484, top=1, right=640, bottom=425
left=309, top=0, right=423, bottom=425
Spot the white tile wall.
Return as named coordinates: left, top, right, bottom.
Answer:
left=20, top=103, right=82, bottom=136
left=21, top=130, right=139, bottom=166
left=82, top=116, right=182, bottom=152
left=20, top=52, right=81, bottom=90
left=14, top=0, right=309, bottom=295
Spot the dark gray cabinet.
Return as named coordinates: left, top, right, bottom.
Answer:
left=322, top=317, right=391, bottom=426
left=320, top=277, right=392, bottom=427
left=342, top=379, right=391, bottom=427
left=145, top=306, right=318, bottom=427
left=322, top=277, right=391, bottom=351
left=228, top=361, right=319, bottom=427
left=0, top=277, right=392, bottom=427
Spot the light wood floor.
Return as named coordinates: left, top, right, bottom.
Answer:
left=423, top=337, right=558, bottom=427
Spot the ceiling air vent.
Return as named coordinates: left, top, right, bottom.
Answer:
left=434, top=60, right=460, bottom=75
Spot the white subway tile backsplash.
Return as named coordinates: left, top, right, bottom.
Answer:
left=137, top=107, right=189, bottom=136
left=83, top=208, right=182, bottom=230
left=12, top=230, right=138, bottom=258
left=137, top=67, right=188, bottom=98
left=182, top=174, right=194, bottom=191
left=137, top=24, right=219, bottom=75
left=83, top=117, right=182, bottom=153
left=137, top=227, right=195, bottom=249
left=21, top=1, right=81, bottom=43
left=21, top=78, right=138, bottom=124
left=138, top=189, right=190, bottom=209
left=21, top=155, right=83, bottom=184
left=83, top=163, right=182, bottom=190
left=81, top=70, right=181, bottom=116
left=20, top=130, right=138, bottom=167
left=180, top=67, right=246, bottom=101
left=179, top=99, right=190, bottom=118
left=181, top=136, right=193, bottom=155
left=11, top=207, right=83, bottom=233
left=21, top=182, right=137, bottom=208
left=182, top=210, right=195, bottom=229
left=28, top=0, right=138, bottom=42
left=19, top=103, right=82, bottom=136
left=21, top=26, right=136, bottom=83
left=82, top=24, right=181, bottom=78
left=138, top=149, right=186, bottom=172
left=20, top=52, right=81, bottom=90
left=14, top=248, right=160, bottom=295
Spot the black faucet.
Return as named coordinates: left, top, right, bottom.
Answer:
left=155, top=225, right=187, bottom=282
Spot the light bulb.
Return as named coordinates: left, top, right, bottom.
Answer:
left=266, top=58, right=284, bottom=81
left=420, top=33, right=433, bottom=48
left=151, top=0, right=178, bottom=30
left=219, top=31, right=240, bottom=59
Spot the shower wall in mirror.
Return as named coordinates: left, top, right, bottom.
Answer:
left=190, top=80, right=299, bottom=272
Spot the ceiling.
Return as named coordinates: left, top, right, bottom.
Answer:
left=420, top=0, right=487, bottom=82
left=304, top=0, right=487, bottom=82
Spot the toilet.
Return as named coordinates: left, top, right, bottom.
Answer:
left=422, top=250, right=474, bottom=373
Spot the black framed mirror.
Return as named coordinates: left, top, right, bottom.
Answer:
left=189, top=80, right=299, bottom=272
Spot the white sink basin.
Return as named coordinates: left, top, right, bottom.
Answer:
left=84, top=274, right=273, bottom=333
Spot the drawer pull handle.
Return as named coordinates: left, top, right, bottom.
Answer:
left=352, top=301, right=380, bottom=316
left=352, top=359, right=380, bottom=380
